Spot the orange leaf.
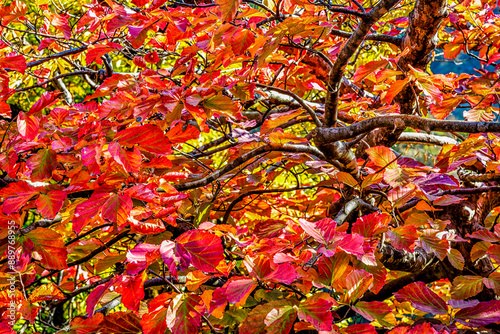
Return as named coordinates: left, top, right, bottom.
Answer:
left=231, top=29, right=255, bottom=55
left=366, top=146, right=397, bottom=169
left=353, top=60, right=388, bottom=83
left=385, top=78, right=410, bottom=104
left=215, top=0, right=242, bottom=21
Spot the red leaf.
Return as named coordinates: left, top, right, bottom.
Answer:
left=0, top=1, right=27, bottom=25
left=29, top=283, right=65, bottom=303
left=352, top=301, right=393, bottom=324
left=385, top=78, right=410, bottom=104
left=35, top=190, right=67, bottom=219
left=86, top=279, right=115, bottom=316
left=343, top=323, right=378, bottom=334
left=0, top=101, right=11, bottom=118
left=353, top=60, right=388, bottom=83
left=101, top=312, right=142, bottom=333
left=231, top=29, right=255, bottom=55
left=345, top=270, right=373, bottom=302
left=126, top=243, right=160, bottom=274
left=73, top=192, right=111, bottom=233
left=26, top=148, right=57, bottom=181
left=177, top=230, right=224, bottom=273
left=297, top=296, right=334, bottom=331
left=17, top=112, right=39, bottom=141
left=416, top=79, right=443, bottom=104
left=101, top=193, right=133, bottom=227
left=166, top=122, right=200, bottom=144
left=22, top=227, right=68, bottom=270
left=264, top=303, right=296, bottom=334
left=115, top=271, right=147, bottom=312
left=418, top=233, right=449, bottom=260
left=86, top=44, right=118, bottom=64
left=298, top=218, right=328, bottom=244
left=69, top=314, right=104, bottom=334
left=166, top=293, right=204, bottom=334
left=450, top=275, right=484, bottom=300
left=455, top=300, right=500, bottom=327
left=484, top=272, right=500, bottom=295
left=394, top=282, right=448, bottom=315
left=468, top=229, right=500, bottom=242
left=215, top=0, right=242, bottom=21
left=0, top=54, right=26, bottom=73
left=29, top=91, right=60, bottom=114
left=430, top=96, right=463, bottom=119
left=115, top=124, right=171, bottom=155
left=224, top=277, right=257, bottom=304
left=352, top=212, right=390, bottom=238
left=0, top=181, right=38, bottom=215
left=130, top=218, right=166, bottom=235
left=240, top=300, right=293, bottom=334
left=108, top=142, right=142, bottom=173
left=48, top=13, right=72, bottom=39
left=386, top=225, right=418, bottom=251
left=141, top=293, right=174, bottom=334
left=145, top=50, right=160, bottom=63
left=265, top=262, right=299, bottom=284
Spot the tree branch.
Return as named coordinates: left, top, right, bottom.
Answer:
left=222, top=185, right=318, bottom=224
left=333, top=197, right=380, bottom=226
left=255, top=84, right=323, bottom=127
left=13, top=70, right=96, bottom=94
left=330, top=29, right=403, bottom=47
left=323, top=0, right=401, bottom=126
left=174, top=143, right=324, bottom=191
left=314, top=115, right=500, bottom=144
left=26, top=46, right=88, bottom=68
left=396, top=132, right=458, bottom=145
left=380, top=245, right=435, bottom=272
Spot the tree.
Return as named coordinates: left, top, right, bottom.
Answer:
left=1, top=0, right=500, bottom=332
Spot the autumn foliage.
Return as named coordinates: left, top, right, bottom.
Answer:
left=2, top=0, right=500, bottom=333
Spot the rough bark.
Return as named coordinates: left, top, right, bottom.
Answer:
left=353, top=0, right=449, bottom=156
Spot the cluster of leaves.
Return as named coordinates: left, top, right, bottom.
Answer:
left=0, top=0, right=500, bottom=333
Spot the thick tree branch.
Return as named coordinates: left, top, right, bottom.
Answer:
left=396, top=132, right=458, bottom=146
left=380, top=245, right=435, bottom=272
left=457, top=173, right=500, bottom=183
left=314, top=115, right=500, bottom=144
left=323, top=0, right=401, bottom=126
left=354, top=0, right=448, bottom=157
left=333, top=197, right=380, bottom=226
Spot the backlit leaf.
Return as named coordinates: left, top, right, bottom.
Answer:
left=455, top=301, right=500, bottom=327
left=394, top=282, right=448, bottom=315
left=451, top=275, right=484, bottom=300
left=35, top=190, right=67, bottom=219
left=177, top=230, right=224, bottom=273
left=22, top=228, right=68, bottom=270
left=27, top=148, right=57, bottom=181
left=297, top=295, right=334, bottom=331
left=366, top=146, right=398, bottom=169
left=215, top=0, right=242, bottom=21
left=345, top=270, right=373, bottom=302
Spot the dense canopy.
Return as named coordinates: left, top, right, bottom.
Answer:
left=1, top=0, right=500, bottom=333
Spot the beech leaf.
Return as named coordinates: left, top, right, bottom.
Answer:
left=395, top=282, right=448, bottom=315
